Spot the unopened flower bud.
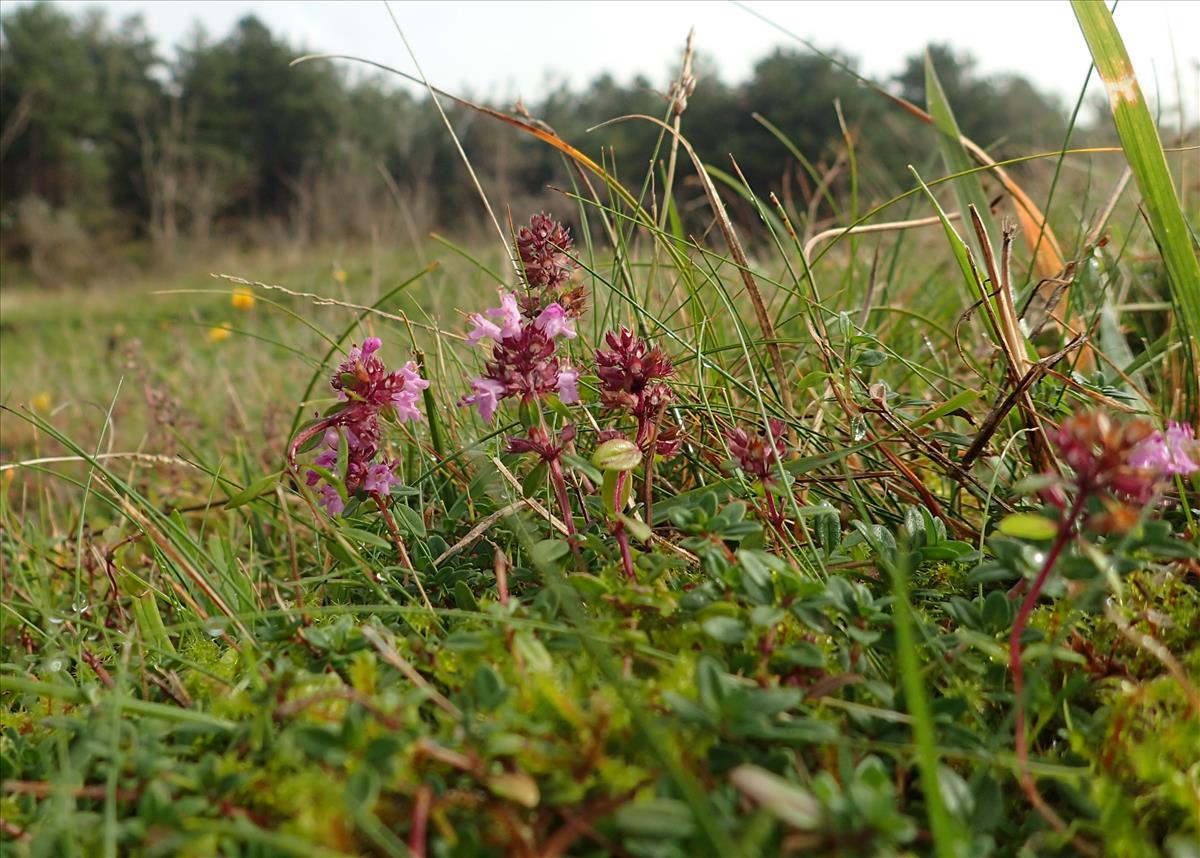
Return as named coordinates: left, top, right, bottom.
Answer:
left=592, top=438, right=641, bottom=472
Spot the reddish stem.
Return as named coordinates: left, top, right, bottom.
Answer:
left=375, top=495, right=435, bottom=613
left=763, top=491, right=790, bottom=543
left=547, top=458, right=577, bottom=537
left=493, top=544, right=509, bottom=607
left=614, top=523, right=636, bottom=581
left=610, top=469, right=637, bottom=579
left=409, top=785, right=431, bottom=858
left=1008, top=490, right=1087, bottom=832
left=286, top=417, right=334, bottom=475
left=547, top=456, right=585, bottom=571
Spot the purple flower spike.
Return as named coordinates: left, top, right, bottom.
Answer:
left=517, top=213, right=576, bottom=290
left=304, top=338, right=426, bottom=516
left=391, top=389, right=423, bottom=423
left=466, top=315, right=503, bottom=346
left=728, top=419, right=789, bottom=484
left=305, top=431, right=340, bottom=486
left=318, top=484, right=346, bottom=517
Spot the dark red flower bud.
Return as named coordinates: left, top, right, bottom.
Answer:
left=595, top=327, right=675, bottom=416
left=727, top=419, right=788, bottom=484
left=517, top=213, right=577, bottom=291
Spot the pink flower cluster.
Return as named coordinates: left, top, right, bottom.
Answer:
left=1128, top=421, right=1199, bottom=477
left=306, top=337, right=428, bottom=515
left=1045, top=412, right=1197, bottom=513
left=459, top=288, right=579, bottom=422
left=591, top=326, right=682, bottom=458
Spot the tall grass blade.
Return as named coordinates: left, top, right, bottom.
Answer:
left=925, top=54, right=998, bottom=280
left=1072, top=0, right=1200, bottom=391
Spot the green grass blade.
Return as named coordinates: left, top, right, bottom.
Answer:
left=1072, top=0, right=1200, bottom=380
left=924, top=52, right=997, bottom=282
left=885, top=551, right=961, bottom=858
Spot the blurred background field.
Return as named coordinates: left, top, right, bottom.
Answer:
left=3, top=0, right=1192, bottom=470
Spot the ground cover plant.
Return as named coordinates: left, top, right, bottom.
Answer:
left=2, top=6, right=1199, bottom=857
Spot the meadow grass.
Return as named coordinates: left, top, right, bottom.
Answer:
left=2, top=15, right=1199, bottom=858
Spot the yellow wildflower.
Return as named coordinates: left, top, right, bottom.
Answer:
left=333, top=268, right=348, bottom=285
left=32, top=392, right=52, bottom=413
left=231, top=287, right=256, bottom=310
left=207, top=323, right=233, bottom=343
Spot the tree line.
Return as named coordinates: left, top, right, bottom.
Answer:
left=1, top=1, right=1072, bottom=283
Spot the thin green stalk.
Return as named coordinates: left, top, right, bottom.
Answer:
left=887, top=550, right=960, bottom=858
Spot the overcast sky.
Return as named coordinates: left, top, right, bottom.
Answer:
left=11, top=1, right=1200, bottom=120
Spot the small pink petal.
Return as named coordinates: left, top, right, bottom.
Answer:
left=556, top=367, right=580, bottom=404
left=535, top=303, right=576, bottom=339
left=460, top=377, right=506, bottom=422
left=466, top=313, right=503, bottom=346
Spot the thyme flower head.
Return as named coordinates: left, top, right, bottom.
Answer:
left=727, top=419, right=788, bottom=484
left=305, top=338, right=427, bottom=515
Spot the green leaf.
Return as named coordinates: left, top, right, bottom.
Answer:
left=592, top=438, right=642, bottom=471
left=854, top=348, right=886, bottom=368
left=391, top=504, right=426, bottom=539
left=339, top=527, right=391, bottom=550
left=1073, top=0, right=1200, bottom=366
left=530, top=538, right=569, bottom=568
left=1010, top=474, right=1060, bottom=497
left=908, top=389, right=981, bottom=430
left=600, top=469, right=633, bottom=516
left=562, top=452, right=602, bottom=484
left=486, top=772, right=540, bottom=808
left=617, top=513, right=652, bottom=544
left=520, top=460, right=549, bottom=497
left=512, top=633, right=553, bottom=673
left=223, top=471, right=281, bottom=509
left=453, top=581, right=479, bottom=612
left=702, top=616, right=748, bottom=645
left=925, top=51, right=995, bottom=270
left=997, top=513, right=1058, bottom=541
left=796, top=370, right=829, bottom=391
left=981, top=590, right=1013, bottom=633
left=729, top=765, right=821, bottom=830
left=614, top=799, right=697, bottom=839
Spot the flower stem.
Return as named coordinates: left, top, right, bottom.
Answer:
left=547, top=459, right=576, bottom=537
left=285, top=417, right=336, bottom=522
left=548, top=457, right=585, bottom=570
left=286, top=417, right=333, bottom=475
left=612, top=469, right=636, bottom=580
left=763, top=491, right=788, bottom=542
left=374, top=494, right=436, bottom=615
left=614, top=523, right=636, bottom=581
left=1008, top=491, right=1087, bottom=832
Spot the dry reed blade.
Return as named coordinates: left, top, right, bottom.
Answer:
left=882, top=89, right=1066, bottom=279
